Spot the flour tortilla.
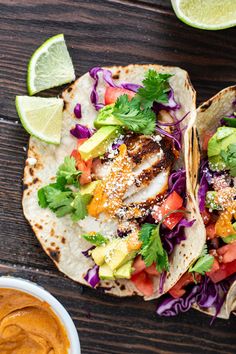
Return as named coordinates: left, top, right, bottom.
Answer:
left=193, top=85, right=236, bottom=318
left=23, top=64, right=204, bottom=299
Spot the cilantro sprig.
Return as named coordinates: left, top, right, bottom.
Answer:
left=139, top=223, right=169, bottom=273
left=38, top=156, right=92, bottom=221
left=103, top=69, right=172, bottom=135
left=137, top=70, right=172, bottom=109
left=113, top=95, right=156, bottom=135
left=189, top=245, right=214, bottom=275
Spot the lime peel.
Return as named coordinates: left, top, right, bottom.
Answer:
left=171, top=0, right=236, bottom=30
left=27, top=34, right=75, bottom=95
left=15, top=96, right=63, bottom=145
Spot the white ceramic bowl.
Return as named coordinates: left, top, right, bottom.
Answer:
left=0, top=276, right=81, bottom=354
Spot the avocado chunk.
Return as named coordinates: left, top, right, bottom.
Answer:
left=105, top=239, right=135, bottom=271
left=114, top=260, right=133, bottom=279
left=99, top=263, right=115, bottom=280
left=78, top=126, right=122, bottom=161
left=208, top=127, right=236, bottom=171
left=80, top=181, right=101, bottom=195
left=91, top=245, right=106, bottom=266
left=205, top=191, right=223, bottom=211
left=94, top=105, right=123, bottom=129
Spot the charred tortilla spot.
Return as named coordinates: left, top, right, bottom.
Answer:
left=61, top=237, right=66, bottom=244
left=23, top=184, right=28, bottom=191
left=63, top=101, right=67, bottom=111
left=200, top=100, right=212, bottom=112
left=33, top=178, right=39, bottom=184
left=115, top=280, right=120, bottom=286
left=120, top=285, right=125, bottom=290
left=51, top=242, right=55, bottom=247
left=29, top=168, right=34, bottom=176
left=48, top=248, right=60, bottom=262
left=34, top=223, right=43, bottom=230
left=125, top=69, right=129, bottom=74
left=67, top=87, right=72, bottom=93
left=50, top=229, right=55, bottom=237
left=112, top=74, right=119, bottom=79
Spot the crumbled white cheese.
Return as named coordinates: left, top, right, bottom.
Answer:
left=27, top=157, right=37, bottom=166
left=151, top=134, right=162, bottom=143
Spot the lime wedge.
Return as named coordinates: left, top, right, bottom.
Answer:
left=16, top=96, right=63, bottom=144
left=27, top=34, right=75, bottom=95
left=171, top=0, right=236, bottom=30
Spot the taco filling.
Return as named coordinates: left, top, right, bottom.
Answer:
left=157, top=89, right=236, bottom=320
left=35, top=67, right=195, bottom=297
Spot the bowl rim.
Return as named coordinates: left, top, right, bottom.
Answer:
left=0, top=276, right=81, bottom=354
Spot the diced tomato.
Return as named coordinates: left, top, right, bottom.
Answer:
left=132, top=255, right=146, bottom=275
left=131, top=271, right=154, bottom=297
left=70, top=139, right=92, bottom=185
left=169, top=272, right=201, bottom=298
left=202, top=132, right=214, bottom=151
left=206, top=223, right=216, bottom=239
left=207, top=259, right=236, bottom=283
left=145, top=263, right=159, bottom=276
left=104, top=87, right=135, bottom=105
left=152, top=191, right=184, bottom=230
left=217, top=242, right=236, bottom=263
left=201, top=209, right=211, bottom=225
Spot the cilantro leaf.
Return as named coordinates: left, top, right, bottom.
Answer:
left=189, top=245, right=214, bottom=275
left=82, top=233, right=108, bottom=246
left=139, top=223, right=169, bottom=273
left=137, top=70, right=172, bottom=109
left=113, top=95, right=156, bottom=135
left=221, top=144, right=236, bottom=177
left=71, top=193, right=92, bottom=221
left=38, top=184, right=74, bottom=217
left=57, top=156, right=81, bottom=186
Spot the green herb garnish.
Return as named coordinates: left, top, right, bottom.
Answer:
left=38, top=156, right=91, bottom=221
left=137, top=70, right=172, bottom=109
left=82, top=233, right=108, bottom=246
left=113, top=95, right=156, bottom=135
left=139, top=223, right=169, bottom=273
left=189, top=245, right=214, bottom=275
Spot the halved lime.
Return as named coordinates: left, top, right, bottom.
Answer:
left=27, top=34, right=75, bottom=95
left=16, top=96, right=63, bottom=144
left=171, top=0, right=236, bottom=30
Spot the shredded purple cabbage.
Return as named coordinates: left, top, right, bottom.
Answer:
left=156, top=126, right=181, bottom=150
left=159, top=271, right=167, bottom=295
left=154, top=88, right=181, bottom=112
left=157, top=274, right=236, bottom=322
left=168, top=169, right=186, bottom=198
left=84, top=265, right=100, bottom=288
left=89, top=67, right=141, bottom=111
left=70, top=124, right=93, bottom=139
left=74, top=103, right=82, bottom=119
left=162, top=218, right=195, bottom=255
left=198, top=160, right=212, bottom=212
left=81, top=246, right=95, bottom=258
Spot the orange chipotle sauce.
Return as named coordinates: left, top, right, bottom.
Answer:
left=0, top=288, right=70, bottom=354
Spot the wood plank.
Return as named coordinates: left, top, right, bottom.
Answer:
left=0, top=262, right=235, bottom=354
left=0, top=1, right=236, bottom=353
left=0, top=0, right=235, bottom=123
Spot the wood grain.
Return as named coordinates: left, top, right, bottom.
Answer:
left=0, top=1, right=236, bottom=353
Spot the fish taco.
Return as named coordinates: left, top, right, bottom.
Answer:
left=23, top=64, right=204, bottom=299
left=157, top=86, right=236, bottom=319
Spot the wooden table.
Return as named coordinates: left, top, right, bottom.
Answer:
left=0, top=1, right=235, bottom=353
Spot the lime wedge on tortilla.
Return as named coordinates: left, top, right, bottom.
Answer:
left=27, top=34, right=75, bottom=95
left=16, top=96, right=63, bottom=144
left=171, top=0, right=236, bottom=30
